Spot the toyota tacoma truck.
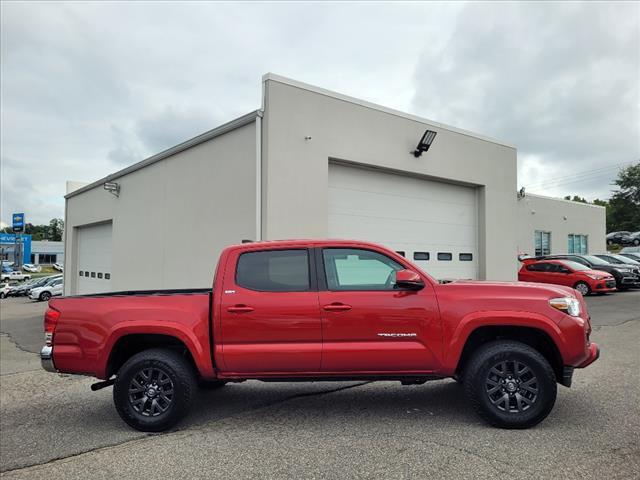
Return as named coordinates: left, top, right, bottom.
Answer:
left=41, top=240, right=599, bottom=431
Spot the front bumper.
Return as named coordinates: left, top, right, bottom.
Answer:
left=618, top=275, right=640, bottom=287
left=577, top=342, right=600, bottom=368
left=593, top=280, right=616, bottom=291
left=40, top=345, right=56, bottom=373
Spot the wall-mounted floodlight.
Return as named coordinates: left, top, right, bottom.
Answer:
left=411, top=130, right=437, bottom=157
left=517, top=187, right=526, bottom=199
left=104, top=182, right=120, bottom=197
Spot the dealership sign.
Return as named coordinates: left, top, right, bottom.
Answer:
left=0, top=233, right=32, bottom=264
left=12, top=213, right=25, bottom=232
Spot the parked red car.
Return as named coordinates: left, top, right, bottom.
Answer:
left=41, top=240, right=599, bottom=431
left=519, top=259, right=616, bottom=296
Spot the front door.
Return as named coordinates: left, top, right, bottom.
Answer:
left=219, top=248, right=322, bottom=374
left=318, top=247, right=441, bottom=373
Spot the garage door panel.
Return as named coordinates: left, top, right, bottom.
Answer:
left=329, top=214, right=475, bottom=248
left=77, top=223, right=113, bottom=295
left=328, top=164, right=478, bottom=280
left=329, top=203, right=475, bottom=229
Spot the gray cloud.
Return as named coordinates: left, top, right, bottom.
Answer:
left=1, top=1, right=638, bottom=225
left=135, top=107, right=222, bottom=154
left=412, top=1, right=639, bottom=201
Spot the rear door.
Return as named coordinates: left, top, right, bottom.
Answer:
left=521, top=263, right=547, bottom=282
left=219, top=248, right=322, bottom=374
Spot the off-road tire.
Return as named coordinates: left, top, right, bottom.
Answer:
left=113, top=348, right=197, bottom=432
left=463, top=340, right=557, bottom=429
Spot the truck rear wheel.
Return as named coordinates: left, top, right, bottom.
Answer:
left=462, top=340, right=556, bottom=429
left=113, top=348, right=197, bottom=432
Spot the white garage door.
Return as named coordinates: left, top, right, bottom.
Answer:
left=328, top=163, right=478, bottom=280
left=77, top=223, right=113, bottom=294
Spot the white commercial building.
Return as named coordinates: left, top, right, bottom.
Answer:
left=63, top=74, right=605, bottom=295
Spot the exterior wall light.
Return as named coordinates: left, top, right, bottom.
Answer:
left=104, top=182, right=120, bottom=197
left=411, top=129, right=437, bottom=157
left=517, top=187, right=526, bottom=199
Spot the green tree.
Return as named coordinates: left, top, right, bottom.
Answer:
left=607, top=162, right=640, bottom=232
left=1, top=218, right=64, bottom=240
left=48, top=218, right=64, bottom=241
left=592, top=198, right=612, bottom=231
left=563, top=195, right=588, bottom=203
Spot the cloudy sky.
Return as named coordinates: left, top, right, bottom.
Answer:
left=1, top=1, right=638, bottom=226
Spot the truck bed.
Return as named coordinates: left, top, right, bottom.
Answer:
left=49, top=289, right=214, bottom=379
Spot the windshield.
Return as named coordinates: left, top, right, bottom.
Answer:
left=612, top=254, right=639, bottom=265
left=581, top=255, right=610, bottom=265
left=562, top=261, right=590, bottom=271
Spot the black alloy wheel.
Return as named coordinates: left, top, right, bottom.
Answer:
left=485, top=360, right=538, bottom=413
left=128, top=367, right=175, bottom=417
left=113, top=348, right=196, bottom=432
left=463, top=340, right=556, bottom=429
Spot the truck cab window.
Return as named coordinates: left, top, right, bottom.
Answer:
left=236, top=249, right=310, bottom=292
left=323, top=248, right=403, bottom=291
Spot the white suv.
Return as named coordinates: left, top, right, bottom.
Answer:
left=30, top=278, right=63, bottom=302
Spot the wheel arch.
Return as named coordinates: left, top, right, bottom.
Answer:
left=455, top=325, right=564, bottom=386
left=105, top=333, right=200, bottom=380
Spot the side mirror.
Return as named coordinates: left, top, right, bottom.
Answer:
left=395, top=269, right=424, bottom=290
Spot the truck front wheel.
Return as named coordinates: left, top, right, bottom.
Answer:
left=462, top=340, right=556, bottom=429
left=113, top=348, right=197, bottom=432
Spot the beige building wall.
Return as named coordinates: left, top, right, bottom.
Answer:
left=261, top=75, right=519, bottom=281
left=64, top=121, right=257, bottom=295
left=63, top=74, right=609, bottom=294
left=516, top=193, right=606, bottom=256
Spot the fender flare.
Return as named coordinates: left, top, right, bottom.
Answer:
left=98, top=321, right=214, bottom=379
left=443, top=310, right=566, bottom=374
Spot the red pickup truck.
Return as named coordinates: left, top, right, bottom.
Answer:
left=41, top=240, right=599, bottom=431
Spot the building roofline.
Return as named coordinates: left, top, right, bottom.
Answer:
left=262, top=72, right=516, bottom=150
left=522, top=192, right=606, bottom=209
left=66, top=110, right=260, bottom=199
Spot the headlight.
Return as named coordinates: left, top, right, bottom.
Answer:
left=549, top=297, right=581, bottom=317
left=585, top=274, right=603, bottom=280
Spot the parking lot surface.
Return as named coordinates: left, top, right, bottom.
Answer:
left=1, top=292, right=639, bottom=479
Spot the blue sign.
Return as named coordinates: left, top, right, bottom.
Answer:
left=0, top=233, right=31, bottom=264
left=12, top=213, right=25, bottom=232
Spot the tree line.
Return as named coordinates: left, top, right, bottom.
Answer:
left=1, top=218, right=64, bottom=241
left=563, top=162, right=639, bottom=233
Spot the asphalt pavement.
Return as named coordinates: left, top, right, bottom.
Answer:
left=1, top=291, right=639, bottom=479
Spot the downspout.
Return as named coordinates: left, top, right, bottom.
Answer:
left=255, top=112, right=263, bottom=241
